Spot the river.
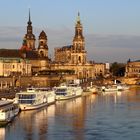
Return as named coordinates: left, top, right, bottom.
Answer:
left=0, top=87, right=140, bottom=140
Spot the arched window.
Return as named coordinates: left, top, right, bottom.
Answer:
left=40, top=41, right=43, bottom=45
left=40, top=51, right=44, bottom=57
left=79, top=56, right=81, bottom=63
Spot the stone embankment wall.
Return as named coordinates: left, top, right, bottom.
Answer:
left=121, top=78, right=140, bottom=85
left=0, top=74, right=77, bottom=89
left=0, top=76, right=139, bottom=90
left=102, top=77, right=140, bottom=85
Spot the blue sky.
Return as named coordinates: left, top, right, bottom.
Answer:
left=0, top=0, right=140, bottom=62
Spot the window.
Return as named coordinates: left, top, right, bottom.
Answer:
left=79, top=56, right=81, bottom=63
left=40, top=51, right=44, bottom=57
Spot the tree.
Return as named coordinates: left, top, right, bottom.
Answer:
left=110, top=62, right=125, bottom=77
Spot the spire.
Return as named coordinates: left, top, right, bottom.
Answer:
left=77, top=12, right=81, bottom=23
left=28, top=8, right=32, bottom=25
left=29, top=9, right=31, bottom=22
left=25, top=8, right=36, bottom=50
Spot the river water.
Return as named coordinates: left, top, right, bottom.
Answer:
left=0, top=87, right=140, bottom=140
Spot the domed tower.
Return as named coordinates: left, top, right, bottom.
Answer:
left=38, top=30, right=48, bottom=58
left=24, top=9, right=36, bottom=50
left=71, top=12, right=87, bottom=64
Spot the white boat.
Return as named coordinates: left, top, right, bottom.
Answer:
left=54, top=82, right=83, bottom=101
left=67, top=83, right=83, bottom=97
left=101, top=85, right=122, bottom=92
left=15, top=88, right=56, bottom=111
left=82, top=88, right=92, bottom=96
left=83, top=86, right=98, bottom=96
left=54, top=84, right=76, bottom=100
left=0, top=99, right=19, bottom=126
left=87, top=86, right=98, bottom=94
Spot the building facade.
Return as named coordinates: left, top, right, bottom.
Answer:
left=0, top=11, right=50, bottom=77
left=0, top=11, right=105, bottom=80
left=0, top=57, right=31, bottom=77
left=125, top=61, right=140, bottom=77
left=53, top=13, right=105, bottom=79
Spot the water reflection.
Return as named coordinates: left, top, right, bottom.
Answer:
left=3, top=105, right=56, bottom=140
left=0, top=128, right=5, bottom=140
left=51, top=95, right=96, bottom=140
left=1, top=88, right=140, bottom=140
left=1, top=95, right=96, bottom=140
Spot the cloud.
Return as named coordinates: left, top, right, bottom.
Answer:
left=87, top=34, right=140, bottom=48
left=0, top=26, right=140, bottom=63
left=86, top=34, right=140, bottom=62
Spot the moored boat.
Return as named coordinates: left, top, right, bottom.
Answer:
left=54, top=84, right=76, bottom=100
left=54, top=81, right=83, bottom=100
left=82, top=88, right=92, bottom=96
left=0, top=99, right=19, bottom=126
left=101, top=85, right=122, bottom=92
left=87, top=86, right=98, bottom=94
left=15, top=88, right=56, bottom=111
left=82, top=85, right=98, bottom=96
left=67, top=83, right=83, bottom=97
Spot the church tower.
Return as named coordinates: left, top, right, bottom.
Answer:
left=38, top=30, right=48, bottom=58
left=24, top=9, right=36, bottom=50
left=71, top=12, right=87, bottom=64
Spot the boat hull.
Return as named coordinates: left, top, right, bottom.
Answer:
left=56, top=94, right=76, bottom=101
left=19, top=102, right=48, bottom=111
left=0, top=104, right=19, bottom=126
left=102, top=89, right=118, bottom=92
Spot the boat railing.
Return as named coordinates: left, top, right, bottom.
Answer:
left=26, top=87, right=51, bottom=93
left=27, top=88, right=36, bottom=92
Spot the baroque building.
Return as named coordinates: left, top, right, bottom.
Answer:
left=125, top=60, right=140, bottom=77
left=0, top=49, right=32, bottom=77
left=55, top=13, right=86, bottom=64
left=53, top=13, right=105, bottom=80
left=0, top=10, right=50, bottom=77
left=0, top=56, right=31, bottom=77
left=20, top=11, right=50, bottom=74
left=0, top=11, right=105, bottom=81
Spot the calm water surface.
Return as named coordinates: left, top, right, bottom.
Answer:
left=1, top=87, right=140, bottom=140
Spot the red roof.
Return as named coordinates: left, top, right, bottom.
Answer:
left=20, top=45, right=31, bottom=51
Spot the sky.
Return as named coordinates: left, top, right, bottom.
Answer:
left=0, top=0, right=140, bottom=63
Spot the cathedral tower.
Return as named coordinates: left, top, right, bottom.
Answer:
left=38, top=30, right=48, bottom=58
left=71, top=12, right=87, bottom=64
left=24, top=9, right=36, bottom=50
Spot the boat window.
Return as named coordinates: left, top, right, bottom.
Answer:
left=55, top=89, right=67, bottom=95
left=68, top=84, right=77, bottom=87
left=19, top=100, right=35, bottom=104
left=18, top=94, right=36, bottom=99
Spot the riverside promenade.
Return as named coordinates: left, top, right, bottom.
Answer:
left=0, top=90, right=16, bottom=99
left=0, top=76, right=139, bottom=100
